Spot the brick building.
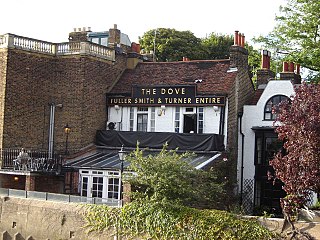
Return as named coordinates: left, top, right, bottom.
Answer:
left=0, top=25, right=129, bottom=192
left=0, top=28, right=255, bottom=203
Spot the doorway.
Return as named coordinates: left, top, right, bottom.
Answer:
left=183, top=114, right=197, bottom=133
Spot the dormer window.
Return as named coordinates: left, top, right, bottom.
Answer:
left=264, top=95, right=289, bottom=120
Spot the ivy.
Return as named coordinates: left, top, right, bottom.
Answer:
left=84, top=200, right=277, bottom=240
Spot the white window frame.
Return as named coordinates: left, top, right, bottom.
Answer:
left=79, top=169, right=121, bottom=200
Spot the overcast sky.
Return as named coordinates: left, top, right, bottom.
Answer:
left=1, top=0, right=285, bottom=46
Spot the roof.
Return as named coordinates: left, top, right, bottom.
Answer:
left=63, top=148, right=221, bottom=171
left=110, top=60, right=237, bottom=95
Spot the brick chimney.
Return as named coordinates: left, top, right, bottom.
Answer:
left=108, top=24, right=121, bottom=47
left=256, top=50, right=275, bottom=86
left=230, top=30, right=248, bottom=69
left=68, top=27, right=91, bottom=42
left=280, top=61, right=301, bottom=84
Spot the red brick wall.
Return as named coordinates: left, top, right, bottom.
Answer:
left=1, top=49, right=127, bottom=152
left=0, top=49, right=8, bottom=149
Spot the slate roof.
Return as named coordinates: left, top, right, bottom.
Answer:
left=63, top=148, right=221, bottom=171
left=110, top=60, right=237, bottom=95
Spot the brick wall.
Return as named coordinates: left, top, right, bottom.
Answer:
left=227, top=45, right=255, bottom=156
left=1, top=49, right=127, bottom=152
left=0, top=174, right=64, bottom=192
left=0, top=49, right=8, bottom=149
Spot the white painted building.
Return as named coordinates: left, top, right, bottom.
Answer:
left=237, top=55, right=318, bottom=215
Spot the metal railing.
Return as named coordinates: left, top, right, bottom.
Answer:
left=0, top=188, right=121, bottom=207
left=0, top=34, right=115, bottom=62
left=0, top=148, right=62, bottom=173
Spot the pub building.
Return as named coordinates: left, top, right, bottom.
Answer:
left=64, top=31, right=255, bottom=205
left=0, top=27, right=255, bottom=207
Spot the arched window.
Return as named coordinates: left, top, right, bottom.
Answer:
left=264, top=95, right=289, bottom=120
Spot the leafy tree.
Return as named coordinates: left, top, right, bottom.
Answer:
left=126, top=144, right=226, bottom=209
left=139, top=28, right=263, bottom=85
left=254, top=0, right=320, bottom=81
left=200, top=32, right=233, bottom=59
left=270, top=83, right=320, bottom=235
left=139, top=28, right=202, bottom=62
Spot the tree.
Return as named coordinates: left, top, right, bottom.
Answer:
left=254, top=0, right=320, bottom=81
left=139, top=28, right=202, bottom=62
left=270, top=83, right=320, bottom=236
left=126, top=144, right=226, bottom=209
left=200, top=32, right=233, bottom=60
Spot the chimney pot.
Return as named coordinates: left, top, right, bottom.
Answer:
left=296, top=64, right=300, bottom=75
left=238, top=33, right=242, bottom=47
left=73, top=28, right=77, bottom=32
left=114, top=24, right=117, bottom=29
left=261, top=50, right=270, bottom=69
left=78, top=28, right=81, bottom=32
left=241, top=35, right=245, bottom=47
left=234, top=31, right=239, bottom=45
left=88, top=27, right=91, bottom=31
left=283, top=62, right=289, bottom=72
left=288, top=62, right=294, bottom=72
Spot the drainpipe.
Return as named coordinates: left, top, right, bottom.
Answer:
left=48, top=103, right=63, bottom=159
left=238, top=112, right=245, bottom=205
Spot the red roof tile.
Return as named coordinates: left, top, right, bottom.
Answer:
left=250, top=89, right=264, bottom=105
left=110, top=60, right=237, bottom=95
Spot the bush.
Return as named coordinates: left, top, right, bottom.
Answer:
left=84, top=200, right=278, bottom=240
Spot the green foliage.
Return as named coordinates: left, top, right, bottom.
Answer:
left=254, top=0, right=320, bottom=82
left=126, top=144, right=226, bottom=209
left=310, top=200, right=320, bottom=210
left=84, top=200, right=278, bottom=240
left=139, top=28, right=262, bottom=85
left=139, top=28, right=202, bottom=62
left=247, top=45, right=262, bottom=88
left=200, top=32, right=233, bottom=59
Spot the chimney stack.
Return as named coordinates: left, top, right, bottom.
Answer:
left=109, top=24, right=121, bottom=47
left=280, top=61, right=301, bottom=84
left=256, top=50, right=275, bottom=86
left=230, top=30, right=248, bottom=69
left=68, top=26, right=91, bottom=42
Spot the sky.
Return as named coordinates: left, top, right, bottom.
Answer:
left=1, top=0, right=286, bottom=47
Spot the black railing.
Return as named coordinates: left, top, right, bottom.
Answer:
left=0, top=148, right=63, bottom=173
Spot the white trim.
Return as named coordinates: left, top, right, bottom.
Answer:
left=195, top=153, right=221, bottom=169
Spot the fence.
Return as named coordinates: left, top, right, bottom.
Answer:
left=0, top=148, right=62, bottom=173
left=0, top=188, right=121, bottom=207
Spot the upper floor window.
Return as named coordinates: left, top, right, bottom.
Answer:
left=264, top=95, right=289, bottom=120
left=137, top=107, right=148, bottom=132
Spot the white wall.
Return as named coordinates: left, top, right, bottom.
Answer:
left=107, top=105, right=223, bottom=134
left=237, top=80, right=295, bottom=192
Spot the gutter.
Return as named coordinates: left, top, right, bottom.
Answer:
left=238, top=112, right=244, bottom=205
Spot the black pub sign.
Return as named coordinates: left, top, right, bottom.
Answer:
left=106, top=85, right=225, bottom=106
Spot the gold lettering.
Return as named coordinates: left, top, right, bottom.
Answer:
left=158, top=98, right=162, bottom=104
left=188, top=98, right=191, bottom=103
left=161, top=88, right=166, bottom=94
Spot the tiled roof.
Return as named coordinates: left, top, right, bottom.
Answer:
left=110, top=60, right=237, bottom=95
left=250, top=88, right=264, bottom=105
